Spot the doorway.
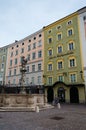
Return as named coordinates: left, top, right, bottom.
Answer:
left=70, top=87, right=79, bottom=103
left=58, top=87, right=65, bottom=103
left=47, top=87, right=54, bottom=103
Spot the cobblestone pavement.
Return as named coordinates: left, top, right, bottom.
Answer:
left=0, top=104, right=86, bottom=130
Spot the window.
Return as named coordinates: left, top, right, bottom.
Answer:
left=38, top=63, right=41, bottom=71
left=48, top=38, right=52, bottom=43
left=34, top=37, right=36, bottom=40
left=70, top=59, right=75, bottom=67
left=22, top=42, right=24, bottom=45
left=19, top=79, right=21, bottom=85
left=48, top=77, right=52, bottom=85
left=48, top=30, right=52, bottom=34
left=58, top=46, right=62, bottom=53
left=38, top=76, right=41, bottom=84
left=58, top=61, right=63, bottom=69
left=58, top=75, right=63, bottom=82
left=39, top=34, right=42, bottom=37
left=2, top=55, right=5, bottom=62
left=33, top=43, right=36, bottom=49
left=10, top=60, right=12, bottom=66
left=1, top=63, right=4, bottom=69
left=70, top=74, right=76, bottom=82
left=32, top=65, right=35, bottom=72
left=38, top=50, right=42, bottom=58
left=67, top=20, right=72, bottom=25
left=27, top=54, right=30, bottom=61
left=32, top=52, right=36, bottom=59
left=48, top=64, right=52, bottom=71
left=48, top=49, right=52, bottom=56
left=16, top=45, right=19, bottom=47
left=28, top=45, right=31, bottom=51
left=20, top=56, right=26, bottom=64
left=57, top=34, right=62, bottom=40
left=29, top=39, right=31, bottom=42
left=68, top=29, right=73, bottom=36
left=13, top=79, right=16, bottom=84
left=15, top=58, right=17, bottom=65
left=21, top=48, right=24, bottom=53
left=38, top=40, right=42, bottom=47
left=0, top=73, right=2, bottom=78
left=26, top=78, right=29, bottom=85
left=27, top=66, right=29, bottom=72
left=31, top=77, right=34, bottom=84
left=15, top=50, right=18, bottom=55
left=11, top=52, right=13, bottom=57
left=20, top=57, right=22, bottom=64
left=57, top=25, right=62, bottom=30
left=3, top=48, right=6, bottom=52
left=69, top=42, right=74, bottom=50
left=83, top=16, right=86, bottom=20
left=14, top=69, right=16, bottom=75
left=9, top=70, right=12, bottom=76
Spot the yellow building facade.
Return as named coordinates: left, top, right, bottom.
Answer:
left=43, top=8, right=86, bottom=103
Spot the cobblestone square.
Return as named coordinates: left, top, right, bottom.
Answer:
left=0, top=104, right=86, bottom=130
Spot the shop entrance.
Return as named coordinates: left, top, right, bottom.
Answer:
left=70, top=87, right=79, bottom=103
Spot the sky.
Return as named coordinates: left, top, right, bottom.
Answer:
left=0, top=0, right=86, bottom=47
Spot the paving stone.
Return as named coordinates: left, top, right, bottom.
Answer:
left=0, top=104, right=86, bottom=130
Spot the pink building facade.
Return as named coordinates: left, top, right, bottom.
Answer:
left=5, top=29, right=44, bottom=86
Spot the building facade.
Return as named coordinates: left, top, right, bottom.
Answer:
left=0, top=46, right=8, bottom=85
left=0, top=6, right=86, bottom=103
left=43, top=8, right=86, bottom=103
left=78, top=7, right=86, bottom=102
left=5, top=29, right=44, bottom=87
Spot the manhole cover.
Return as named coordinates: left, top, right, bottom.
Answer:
left=50, top=116, right=64, bottom=120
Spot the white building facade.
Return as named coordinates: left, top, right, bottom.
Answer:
left=78, top=7, right=86, bottom=101
left=78, top=7, right=86, bottom=68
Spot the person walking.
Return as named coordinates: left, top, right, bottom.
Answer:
left=54, top=95, right=61, bottom=109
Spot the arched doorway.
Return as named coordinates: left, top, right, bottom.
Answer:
left=70, top=87, right=79, bottom=103
left=58, top=87, right=65, bottom=103
left=47, top=87, right=54, bottom=103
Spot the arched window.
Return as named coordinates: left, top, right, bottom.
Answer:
left=47, top=62, right=53, bottom=71
left=57, top=33, right=62, bottom=40
left=48, top=48, right=53, bottom=56
left=48, top=37, right=53, bottom=44
left=58, top=74, right=64, bottom=82
left=67, top=28, right=74, bottom=36
left=69, top=57, right=76, bottom=67
left=57, top=45, right=63, bottom=53
left=48, top=76, right=53, bottom=85
left=68, top=41, right=74, bottom=50
left=69, top=73, right=77, bottom=82
left=57, top=60, right=64, bottom=70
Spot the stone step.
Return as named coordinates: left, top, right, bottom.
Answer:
left=0, top=104, right=54, bottom=112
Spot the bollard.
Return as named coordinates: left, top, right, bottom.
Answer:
left=35, top=106, right=39, bottom=113
left=57, top=103, right=61, bottom=109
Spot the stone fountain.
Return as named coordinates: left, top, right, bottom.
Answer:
left=0, top=56, right=53, bottom=111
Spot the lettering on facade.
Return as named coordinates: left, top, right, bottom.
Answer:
left=49, top=51, right=74, bottom=59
